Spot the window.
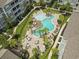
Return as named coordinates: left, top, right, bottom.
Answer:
left=11, top=2, right=14, bottom=6
left=56, top=44, right=59, bottom=48
left=18, top=9, right=21, bottom=13
left=12, top=7, right=16, bottom=11
left=14, top=9, right=21, bottom=16
left=16, top=5, right=19, bottom=8
left=26, top=1, right=28, bottom=4
left=0, top=8, right=3, bottom=14
left=15, top=0, right=18, bottom=3
left=15, top=12, right=17, bottom=15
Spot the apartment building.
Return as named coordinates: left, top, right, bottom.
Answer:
left=0, top=0, right=30, bottom=31
left=58, top=0, right=79, bottom=7
left=32, top=0, right=52, bottom=4
left=0, top=8, right=7, bottom=31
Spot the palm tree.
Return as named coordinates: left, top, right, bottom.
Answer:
left=38, top=28, right=48, bottom=37
left=43, top=28, right=49, bottom=35
left=38, top=29, right=43, bottom=37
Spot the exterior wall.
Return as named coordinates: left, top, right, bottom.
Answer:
left=0, top=8, right=7, bottom=30
left=0, top=0, right=30, bottom=30
left=4, top=0, right=30, bottom=23
left=32, top=0, right=51, bottom=3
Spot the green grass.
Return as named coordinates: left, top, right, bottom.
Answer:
left=51, top=55, right=58, bottom=59
left=15, top=7, right=60, bottom=41
left=16, top=11, right=34, bottom=40
left=51, top=48, right=59, bottom=59
left=15, top=9, right=39, bottom=41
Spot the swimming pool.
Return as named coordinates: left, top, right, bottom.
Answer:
left=33, top=13, right=55, bottom=37
left=35, top=13, right=46, bottom=21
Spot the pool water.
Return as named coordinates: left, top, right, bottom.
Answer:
left=35, top=13, right=46, bottom=21
left=42, top=16, right=54, bottom=31
left=33, top=14, right=55, bottom=37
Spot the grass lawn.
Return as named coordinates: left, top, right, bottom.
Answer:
left=51, top=55, right=58, bottom=59
left=15, top=9, right=39, bottom=41
left=16, top=11, right=34, bottom=40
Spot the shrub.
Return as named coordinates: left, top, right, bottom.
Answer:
left=57, top=19, right=62, bottom=25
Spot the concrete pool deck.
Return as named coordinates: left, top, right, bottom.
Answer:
left=22, top=10, right=60, bottom=57
left=33, top=10, right=60, bottom=37
left=22, top=29, right=45, bottom=57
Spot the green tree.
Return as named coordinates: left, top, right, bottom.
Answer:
left=30, top=48, right=39, bottom=59
left=38, top=28, right=48, bottom=37
left=42, top=28, right=48, bottom=35
left=52, top=1, right=60, bottom=9
left=43, top=36, right=51, bottom=49
left=57, top=15, right=64, bottom=25
left=8, top=39, right=17, bottom=48
left=0, top=34, right=9, bottom=48
left=60, top=2, right=73, bottom=12
left=60, top=5, right=66, bottom=11
left=59, top=15, right=64, bottom=22
left=65, top=3, right=73, bottom=12
left=57, top=19, right=62, bottom=25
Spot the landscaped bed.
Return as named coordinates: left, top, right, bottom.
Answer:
left=15, top=10, right=35, bottom=40
left=15, top=7, right=70, bottom=40
left=15, top=7, right=70, bottom=59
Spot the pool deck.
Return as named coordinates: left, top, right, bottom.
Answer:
left=22, top=29, right=45, bottom=57
left=22, top=10, right=60, bottom=57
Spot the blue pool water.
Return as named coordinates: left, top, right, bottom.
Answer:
left=42, top=18, right=54, bottom=31
left=33, top=14, right=55, bottom=37
left=35, top=13, right=46, bottom=21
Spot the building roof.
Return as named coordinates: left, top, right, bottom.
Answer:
left=62, top=7, right=79, bottom=59
left=0, top=0, right=12, bottom=7
left=0, top=49, right=20, bottom=59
